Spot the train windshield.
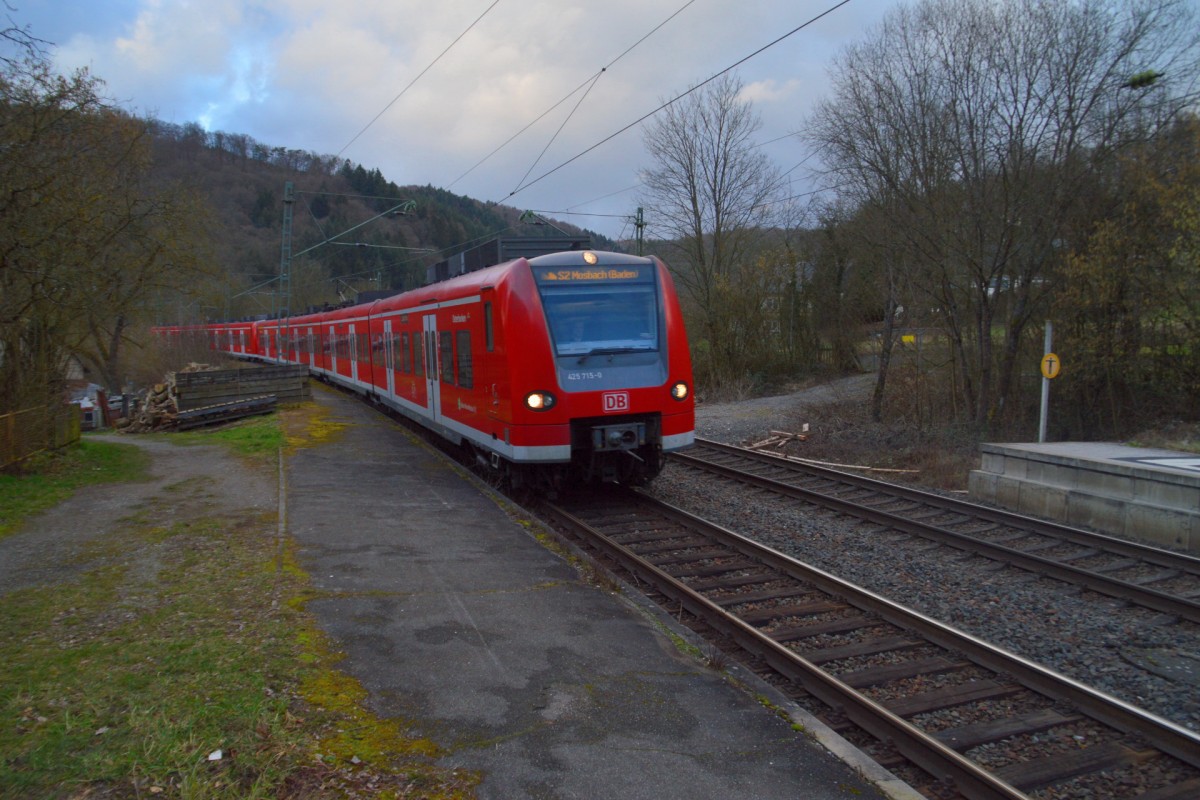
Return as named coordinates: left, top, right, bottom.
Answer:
left=536, top=267, right=659, bottom=357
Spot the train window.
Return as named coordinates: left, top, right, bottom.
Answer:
left=398, top=332, right=410, bottom=373
left=414, top=332, right=424, bottom=376
left=439, top=331, right=454, bottom=385
left=371, top=334, right=384, bottom=368
left=456, top=330, right=472, bottom=388
left=484, top=302, right=494, bottom=352
left=539, top=282, right=660, bottom=357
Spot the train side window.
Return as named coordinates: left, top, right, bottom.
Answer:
left=456, top=330, right=472, bottom=388
left=484, top=302, right=494, bottom=352
left=399, top=332, right=410, bottom=373
left=439, top=331, right=454, bottom=385
left=414, top=332, right=424, bottom=376
left=371, top=333, right=384, bottom=367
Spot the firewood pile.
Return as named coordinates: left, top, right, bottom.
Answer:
left=116, top=382, right=178, bottom=432
left=115, top=364, right=222, bottom=432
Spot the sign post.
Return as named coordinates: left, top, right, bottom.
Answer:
left=1038, top=322, right=1059, bottom=443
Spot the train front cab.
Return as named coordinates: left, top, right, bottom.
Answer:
left=518, top=251, right=694, bottom=486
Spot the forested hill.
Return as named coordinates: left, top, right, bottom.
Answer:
left=148, top=121, right=607, bottom=318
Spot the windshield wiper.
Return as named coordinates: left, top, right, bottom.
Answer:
left=576, top=346, right=650, bottom=364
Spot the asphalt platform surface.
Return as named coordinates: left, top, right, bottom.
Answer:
left=286, top=385, right=899, bottom=800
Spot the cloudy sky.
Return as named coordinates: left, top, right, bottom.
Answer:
left=10, top=0, right=898, bottom=239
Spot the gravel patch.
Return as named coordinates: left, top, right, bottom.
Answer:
left=648, top=384, right=1200, bottom=733
left=0, top=435, right=276, bottom=595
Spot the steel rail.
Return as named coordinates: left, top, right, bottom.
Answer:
left=538, top=499, right=1029, bottom=800
left=542, top=492, right=1200, bottom=795
left=670, top=447, right=1200, bottom=625
left=690, top=438, right=1200, bottom=575
left=635, top=495, right=1200, bottom=772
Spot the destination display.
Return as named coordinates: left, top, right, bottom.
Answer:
left=536, top=265, right=650, bottom=283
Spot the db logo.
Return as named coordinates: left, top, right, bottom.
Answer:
left=602, top=392, right=630, bottom=413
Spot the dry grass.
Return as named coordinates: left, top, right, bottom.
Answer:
left=755, top=368, right=1198, bottom=491
left=766, top=392, right=982, bottom=492
left=1128, top=420, right=1200, bottom=454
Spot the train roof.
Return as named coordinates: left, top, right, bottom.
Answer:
left=232, top=250, right=656, bottom=327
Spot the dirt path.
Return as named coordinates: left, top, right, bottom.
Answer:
left=695, top=373, right=874, bottom=444
left=0, top=435, right=276, bottom=595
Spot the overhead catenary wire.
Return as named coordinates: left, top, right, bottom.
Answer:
left=304, top=2, right=849, bottom=279
left=508, top=70, right=606, bottom=196
left=335, top=0, right=503, bottom=160
left=451, top=0, right=698, bottom=190
left=500, top=0, right=853, bottom=203
left=566, top=182, right=643, bottom=211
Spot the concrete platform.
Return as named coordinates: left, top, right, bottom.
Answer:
left=969, top=442, right=1200, bottom=553
left=284, top=385, right=907, bottom=800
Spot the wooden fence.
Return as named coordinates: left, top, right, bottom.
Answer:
left=0, top=404, right=82, bottom=472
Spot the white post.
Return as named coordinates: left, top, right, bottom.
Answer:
left=1038, top=321, right=1053, bottom=443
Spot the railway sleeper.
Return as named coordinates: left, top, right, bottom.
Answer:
left=993, top=739, right=1157, bottom=793
left=837, top=656, right=970, bottom=688
left=626, top=536, right=714, bottom=555
left=646, top=547, right=733, bottom=566
left=887, top=679, right=1025, bottom=719
left=797, top=634, right=924, bottom=665
left=767, top=612, right=877, bottom=642
left=710, top=585, right=819, bottom=607
left=929, top=708, right=1084, bottom=752
left=737, top=597, right=846, bottom=623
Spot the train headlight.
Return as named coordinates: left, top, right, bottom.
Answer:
left=670, top=381, right=689, bottom=401
left=525, top=391, right=556, bottom=411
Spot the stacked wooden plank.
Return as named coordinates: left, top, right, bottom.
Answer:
left=174, top=365, right=309, bottom=410
left=117, top=364, right=308, bottom=432
left=175, top=395, right=277, bottom=430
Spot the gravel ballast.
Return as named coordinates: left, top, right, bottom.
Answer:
left=645, top=383, right=1200, bottom=733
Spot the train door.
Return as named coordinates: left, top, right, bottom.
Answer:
left=384, top=319, right=395, bottom=397
left=328, top=324, right=337, bottom=376
left=422, top=314, right=440, bottom=423
left=349, top=323, right=359, bottom=383
left=306, top=327, right=315, bottom=368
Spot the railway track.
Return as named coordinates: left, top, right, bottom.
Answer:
left=538, top=489, right=1200, bottom=800
left=668, top=439, right=1200, bottom=625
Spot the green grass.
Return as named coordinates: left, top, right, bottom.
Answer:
left=0, top=439, right=150, bottom=540
left=0, top=407, right=479, bottom=799
left=168, top=415, right=286, bottom=461
left=0, top=513, right=308, bottom=798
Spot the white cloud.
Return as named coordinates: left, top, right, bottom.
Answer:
left=739, top=78, right=802, bottom=105
left=24, top=0, right=899, bottom=235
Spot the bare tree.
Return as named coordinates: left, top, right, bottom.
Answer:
left=640, top=73, right=785, bottom=390
left=1, top=49, right=212, bottom=413
left=805, top=0, right=1200, bottom=430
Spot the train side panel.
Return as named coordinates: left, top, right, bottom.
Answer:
left=158, top=249, right=692, bottom=487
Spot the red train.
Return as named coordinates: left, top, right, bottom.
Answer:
left=161, top=249, right=695, bottom=488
